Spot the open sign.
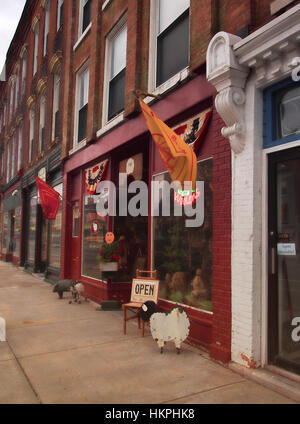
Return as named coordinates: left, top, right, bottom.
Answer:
left=130, top=279, right=159, bottom=303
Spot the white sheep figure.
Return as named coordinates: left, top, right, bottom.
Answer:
left=69, top=283, right=88, bottom=304
left=150, top=305, right=190, bottom=354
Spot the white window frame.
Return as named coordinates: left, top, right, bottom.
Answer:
left=33, top=21, right=40, bottom=76
left=52, top=70, right=61, bottom=141
left=57, top=0, right=64, bottom=31
left=43, top=1, right=51, bottom=56
left=73, top=61, right=90, bottom=149
left=21, top=51, right=27, bottom=96
left=15, top=72, right=19, bottom=109
left=147, top=0, right=190, bottom=98
left=7, top=141, right=10, bottom=183
left=18, top=123, right=22, bottom=171
left=9, top=83, right=14, bottom=120
left=102, top=14, right=127, bottom=129
left=39, top=93, right=46, bottom=152
left=11, top=133, right=16, bottom=179
left=29, top=108, right=35, bottom=163
left=78, top=0, right=92, bottom=39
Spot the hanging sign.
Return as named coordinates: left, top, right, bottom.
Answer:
left=277, top=243, right=296, bottom=256
left=91, top=221, right=99, bottom=234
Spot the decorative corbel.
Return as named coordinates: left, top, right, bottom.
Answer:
left=206, top=32, right=249, bottom=154
left=37, top=77, right=47, bottom=95
left=49, top=51, right=62, bottom=74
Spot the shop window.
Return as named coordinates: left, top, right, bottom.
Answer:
left=48, top=183, right=63, bottom=268
left=82, top=193, right=108, bottom=280
left=43, top=1, right=50, bottom=56
left=103, top=17, right=127, bottom=123
left=79, top=0, right=92, bottom=36
left=152, top=159, right=213, bottom=312
left=2, top=212, right=8, bottom=253
left=27, top=195, right=37, bottom=263
left=74, top=63, right=89, bottom=144
left=277, top=85, right=300, bottom=139
left=13, top=207, right=21, bottom=257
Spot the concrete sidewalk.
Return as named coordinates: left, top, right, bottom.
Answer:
left=0, top=262, right=297, bottom=404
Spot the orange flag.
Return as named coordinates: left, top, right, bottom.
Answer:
left=35, top=176, right=60, bottom=220
left=139, top=98, right=197, bottom=189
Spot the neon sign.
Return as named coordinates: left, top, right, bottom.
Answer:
left=174, top=188, right=201, bottom=206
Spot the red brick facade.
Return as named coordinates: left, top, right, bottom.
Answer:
left=0, top=0, right=295, bottom=364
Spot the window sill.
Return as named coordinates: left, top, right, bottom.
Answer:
left=97, top=112, right=125, bottom=138
left=69, top=139, right=87, bottom=156
left=145, top=67, right=190, bottom=104
left=73, top=23, right=92, bottom=52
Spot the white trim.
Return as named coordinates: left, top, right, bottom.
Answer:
left=97, top=111, right=125, bottom=138
left=69, top=139, right=87, bottom=156
left=102, top=0, right=113, bottom=11
left=73, top=22, right=91, bottom=52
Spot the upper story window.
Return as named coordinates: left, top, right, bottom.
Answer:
left=104, top=18, right=127, bottom=123
left=149, top=0, right=189, bottom=91
left=21, top=50, right=27, bottom=96
left=18, top=122, right=23, bottom=171
left=33, top=21, right=40, bottom=75
left=264, top=80, right=300, bottom=149
left=11, top=132, right=16, bottom=180
left=44, top=1, right=51, bottom=56
left=29, top=107, right=35, bottom=162
left=6, top=140, right=11, bottom=183
left=74, top=63, right=89, bottom=144
left=15, top=72, right=19, bottom=109
left=79, top=0, right=92, bottom=36
left=52, top=69, right=61, bottom=141
left=39, top=94, right=46, bottom=152
left=156, top=0, right=189, bottom=87
left=9, top=83, right=14, bottom=120
left=57, top=0, right=64, bottom=31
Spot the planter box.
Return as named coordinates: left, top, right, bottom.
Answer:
left=100, top=262, right=118, bottom=271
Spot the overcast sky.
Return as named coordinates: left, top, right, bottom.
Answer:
left=0, top=1, right=27, bottom=73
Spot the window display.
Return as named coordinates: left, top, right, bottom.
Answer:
left=13, top=206, right=21, bottom=257
left=48, top=183, right=62, bottom=268
left=153, top=159, right=213, bottom=312
left=27, top=196, right=37, bottom=262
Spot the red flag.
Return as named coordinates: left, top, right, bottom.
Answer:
left=35, top=176, right=60, bottom=220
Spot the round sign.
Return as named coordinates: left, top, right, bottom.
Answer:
left=126, top=158, right=134, bottom=175
left=105, top=232, right=115, bottom=244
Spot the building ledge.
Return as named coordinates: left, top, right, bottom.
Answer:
left=73, top=23, right=92, bottom=52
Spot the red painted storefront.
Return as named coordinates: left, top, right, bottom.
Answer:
left=60, top=74, right=232, bottom=363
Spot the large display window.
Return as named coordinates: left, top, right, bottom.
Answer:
left=48, top=183, right=62, bottom=268
left=27, top=195, right=37, bottom=262
left=152, top=159, right=213, bottom=312
left=13, top=206, right=21, bottom=257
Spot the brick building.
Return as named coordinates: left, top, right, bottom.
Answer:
left=0, top=0, right=299, bottom=377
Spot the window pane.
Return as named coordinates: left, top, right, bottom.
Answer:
left=278, top=86, right=300, bottom=138
left=82, top=194, right=108, bottom=280
left=48, top=183, right=62, bottom=268
left=153, top=159, right=213, bottom=312
left=14, top=206, right=21, bottom=257
left=78, top=103, right=88, bottom=141
left=108, top=68, right=125, bottom=120
left=157, top=10, right=189, bottom=86
left=111, top=25, right=127, bottom=79
left=159, top=0, right=189, bottom=33
left=80, top=68, right=89, bottom=108
left=82, top=0, right=91, bottom=33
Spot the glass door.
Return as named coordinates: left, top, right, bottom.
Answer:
left=268, top=147, right=300, bottom=375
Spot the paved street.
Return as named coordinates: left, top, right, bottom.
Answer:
left=0, top=261, right=297, bottom=404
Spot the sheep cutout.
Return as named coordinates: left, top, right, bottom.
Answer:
left=69, top=283, right=88, bottom=304
left=149, top=305, right=190, bottom=354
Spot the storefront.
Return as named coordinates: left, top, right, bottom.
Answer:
left=62, top=74, right=232, bottom=362
left=207, top=4, right=300, bottom=376
left=1, top=181, right=22, bottom=265
left=22, top=150, right=63, bottom=281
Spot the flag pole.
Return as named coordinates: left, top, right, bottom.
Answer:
left=133, top=89, right=160, bottom=99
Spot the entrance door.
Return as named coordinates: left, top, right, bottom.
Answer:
left=70, top=200, right=81, bottom=281
left=268, top=147, right=300, bottom=375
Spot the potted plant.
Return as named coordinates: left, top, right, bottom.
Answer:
left=99, top=241, right=120, bottom=271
